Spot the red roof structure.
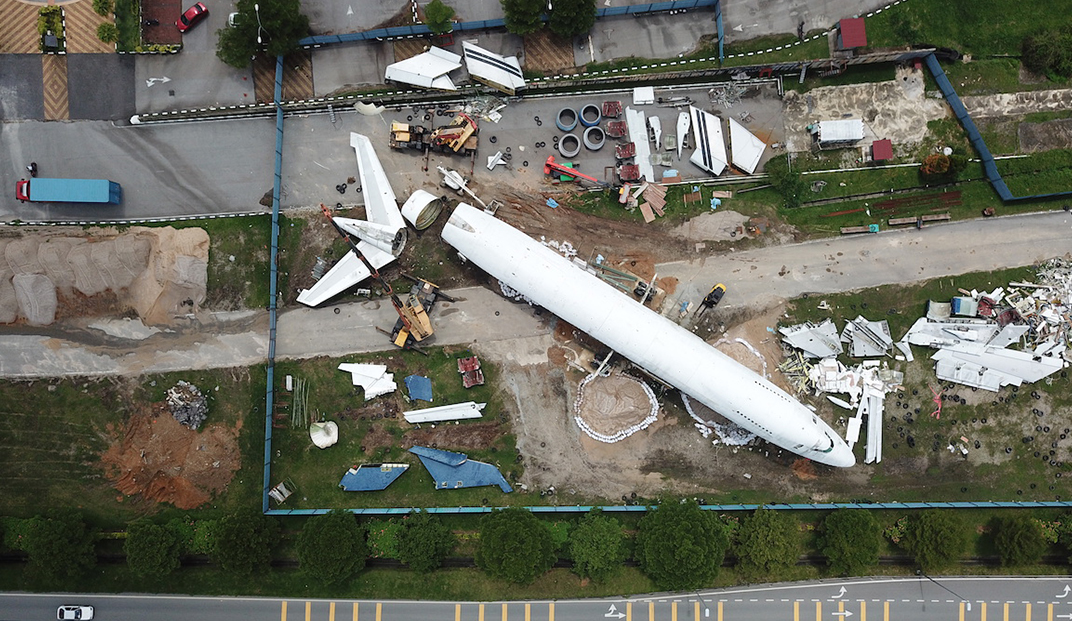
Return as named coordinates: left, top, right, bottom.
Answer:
left=871, top=139, right=893, bottom=161
left=838, top=18, right=867, bottom=49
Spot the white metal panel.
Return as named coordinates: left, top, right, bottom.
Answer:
left=625, top=107, right=655, bottom=183
left=817, top=119, right=864, bottom=143
left=384, top=47, right=462, bottom=90
left=728, top=117, right=766, bottom=174
left=689, top=106, right=727, bottom=176
left=462, top=41, right=525, bottom=94
left=441, top=204, right=855, bottom=468
left=404, top=401, right=486, bottom=423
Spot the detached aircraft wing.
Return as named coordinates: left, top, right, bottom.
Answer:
left=297, top=133, right=408, bottom=307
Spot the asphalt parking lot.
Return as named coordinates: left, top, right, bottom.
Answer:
left=0, top=55, right=43, bottom=121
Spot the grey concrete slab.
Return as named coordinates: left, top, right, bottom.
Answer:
left=721, top=0, right=891, bottom=43
left=0, top=55, right=44, bottom=121
left=135, top=7, right=255, bottom=114
left=311, top=40, right=394, bottom=95
left=305, top=0, right=412, bottom=35
left=67, top=54, right=137, bottom=121
left=581, top=12, right=719, bottom=66
left=0, top=119, right=274, bottom=221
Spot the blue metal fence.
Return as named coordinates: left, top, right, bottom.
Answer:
left=262, top=54, right=285, bottom=514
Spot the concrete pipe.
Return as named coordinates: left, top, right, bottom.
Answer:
left=556, top=107, right=578, bottom=132
left=579, top=104, right=602, bottom=127
left=583, top=126, right=606, bottom=151
left=558, top=133, right=581, bottom=158
left=401, top=189, right=443, bottom=230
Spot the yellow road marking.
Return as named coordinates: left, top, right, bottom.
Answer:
left=839, top=602, right=844, bottom=615
left=816, top=601, right=821, bottom=621
left=376, top=603, right=382, bottom=621
left=1026, top=603, right=1032, bottom=621
left=354, top=602, right=359, bottom=621
left=503, top=603, right=508, bottom=621
left=883, top=601, right=889, bottom=621
left=1005, top=602, right=1009, bottom=621
left=717, top=601, right=722, bottom=621
left=330, top=602, right=336, bottom=621
left=860, top=601, right=865, bottom=621
left=627, top=602, right=632, bottom=621
left=456, top=604, right=461, bottom=621
left=694, top=600, right=700, bottom=621
left=982, top=602, right=987, bottom=621
left=649, top=602, right=654, bottom=621
left=480, top=604, right=485, bottom=621
left=525, top=603, right=530, bottom=621
left=960, top=602, right=965, bottom=621
left=306, top=601, right=312, bottom=621
left=672, top=601, right=677, bottom=621
left=794, top=601, right=799, bottom=621
left=1049, top=603, right=1054, bottom=621
left=549, top=603, right=554, bottom=621
left=281, top=601, right=287, bottom=621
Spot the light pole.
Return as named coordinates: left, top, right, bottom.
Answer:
left=253, top=3, right=266, bottom=44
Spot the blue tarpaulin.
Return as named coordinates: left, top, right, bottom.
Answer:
left=405, top=375, right=433, bottom=402
left=338, top=463, right=409, bottom=491
left=409, top=446, right=513, bottom=493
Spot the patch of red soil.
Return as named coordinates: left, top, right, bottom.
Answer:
left=402, top=422, right=505, bottom=451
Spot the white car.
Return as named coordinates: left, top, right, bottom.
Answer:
left=58, top=606, right=94, bottom=621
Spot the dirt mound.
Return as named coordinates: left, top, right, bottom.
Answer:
left=576, top=374, right=655, bottom=438
left=402, top=421, right=504, bottom=451
left=0, top=226, right=207, bottom=326
left=100, top=408, right=240, bottom=509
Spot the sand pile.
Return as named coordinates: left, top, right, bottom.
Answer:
left=0, top=226, right=208, bottom=325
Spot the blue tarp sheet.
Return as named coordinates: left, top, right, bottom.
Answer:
left=409, top=446, right=513, bottom=493
left=339, top=464, right=409, bottom=491
left=405, top=375, right=433, bottom=402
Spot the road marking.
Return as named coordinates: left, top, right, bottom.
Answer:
left=354, top=602, right=359, bottom=621
left=1005, top=602, right=1010, bottom=621
left=503, top=603, right=508, bottom=621
left=525, top=603, right=531, bottom=621
left=282, top=601, right=287, bottom=621
left=860, top=601, right=865, bottom=621
left=883, top=601, right=889, bottom=621
left=1027, top=603, right=1031, bottom=621
left=480, top=604, right=485, bottom=621
left=456, top=604, right=461, bottom=621
left=627, top=602, right=632, bottom=621
left=694, top=600, right=700, bottom=621
left=794, top=601, right=800, bottom=621
left=983, top=602, right=987, bottom=621
left=330, top=602, right=336, bottom=621
left=306, top=601, right=312, bottom=621
left=1048, top=603, right=1053, bottom=621
left=649, top=601, right=654, bottom=621
left=960, top=602, right=965, bottom=621
left=376, top=603, right=382, bottom=621
left=717, top=601, right=722, bottom=621
left=816, top=601, right=821, bottom=621
left=549, top=602, right=554, bottom=621
left=672, top=601, right=677, bottom=621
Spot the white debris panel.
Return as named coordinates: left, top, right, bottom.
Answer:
left=338, top=363, right=397, bottom=400
left=404, top=401, right=486, bottom=424
left=625, top=107, right=655, bottom=183
left=385, top=46, right=462, bottom=90
left=805, top=358, right=902, bottom=464
left=728, top=117, right=767, bottom=174
left=462, top=41, right=525, bottom=95
left=840, top=315, right=893, bottom=358
left=683, top=394, right=757, bottom=446
left=780, top=319, right=843, bottom=358
left=689, top=106, right=728, bottom=176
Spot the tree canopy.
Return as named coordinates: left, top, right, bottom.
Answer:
left=735, top=507, right=801, bottom=576
left=296, top=509, right=367, bottom=583
left=567, top=510, right=626, bottom=582
left=475, top=508, right=556, bottom=584
left=819, top=509, right=881, bottom=576
left=125, top=521, right=183, bottom=577
left=397, top=510, right=455, bottom=574
left=903, top=509, right=970, bottom=572
left=423, top=0, right=456, bottom=35
left=17, top=511, right=97, bottom=581
left=212, top=510, right=278, bottom=575
left=500, top=0, right=544, bottom=36
left=548, top=0, right=596, bottom=38
left=635, top=500, right=729, bottom=590
left=764, top=154, right=807, bottom=209
left=994, top=515, right=1047, bottom=567
left=216, top=0, right=310, bottom=68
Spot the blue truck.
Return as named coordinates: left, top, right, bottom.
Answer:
left=15, top=178, right=122, bottom=204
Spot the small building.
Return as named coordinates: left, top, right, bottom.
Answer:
left=384, top=46, right=463, bottom=91
left=815, top=119, right=864, bottom=150
left=462, top=41, right=526, bottom=95
left=837, top=18, right=867, bottom=50
left=871, top=138, right=893, bottom=162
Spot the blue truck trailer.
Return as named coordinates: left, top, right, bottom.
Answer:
left=15, top=178, right=122, bottom=204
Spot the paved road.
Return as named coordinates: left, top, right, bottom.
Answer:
left=0, top=210, right=1067, bottom=378
left=4, top=576, right=1072, bottom=621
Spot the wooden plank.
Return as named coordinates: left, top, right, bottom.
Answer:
left=683, top=191, right=702, bottom=203
left=639, top=202, right=656, bottom=223
left=711, top=190, right=733, bottom=198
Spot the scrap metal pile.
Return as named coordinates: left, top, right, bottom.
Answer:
left=167, top=380, right=208, bottom=430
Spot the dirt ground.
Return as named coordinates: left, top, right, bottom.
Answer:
left=100, top=400, right=241, bottom=510
left=1019, top=118, right=1072, bottom=153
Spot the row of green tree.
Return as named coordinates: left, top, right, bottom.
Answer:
left=2, top=505, right=1068, bottom=588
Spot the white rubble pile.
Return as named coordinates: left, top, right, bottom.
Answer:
left=338, top=363, right=396, bottom=400
left=683, top=394, right=757, bottom=446
left=806, top=358, right=902, bottom=464
left=167, top=380, right=208, bottom=429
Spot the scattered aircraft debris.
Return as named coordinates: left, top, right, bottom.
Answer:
left=403, top=401, right=486, bottom=424
left=338, top=363, right=397, bottom=400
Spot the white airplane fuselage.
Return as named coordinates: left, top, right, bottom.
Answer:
left=441, top=204, right=855, bottom=468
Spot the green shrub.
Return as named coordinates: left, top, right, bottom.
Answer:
left=903, top=510, right=970, bottom=572
left=994, top=515, right=1047, bottom=567
left=735, top=507, right=801, bottom=577
left=125, top=521, right=182, bottom=577
left=97, top=22, right=119, bottom=43
left=567, top=510, right=626, bottom=582
left=1022, top=24, right=1072, bottom=79
left=37, top=6, right=62, bottom=36
left=819, top=509, right=881, bottom=576
left=635, top=500, right=729, bottom=590
left=366, top=518, right=404, bottom=559
left=296, top=510, right=367, bottom=584
left=397, top=510, right=456, bottom=573
left=475, top=508, right=556, bottom=584
left=92, top=0, right=114, bottom=16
